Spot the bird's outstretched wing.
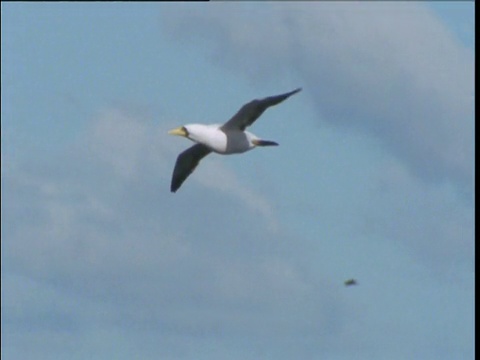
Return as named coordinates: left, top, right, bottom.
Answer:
left=171, top=144, right=212, bottom=193
left=221, top=88, right=302, bottom=131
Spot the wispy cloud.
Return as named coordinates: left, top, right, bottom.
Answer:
left=3, top=106, right=342, bottom=358
left=367, top=157, right=474, bottom=273
left=162, top=2, right=474, bottom=194
left=159, top=1, right=474, bottom=280
left=87, top=107, right=279, bottom=230
left=2, top=3, right=473, bottom=359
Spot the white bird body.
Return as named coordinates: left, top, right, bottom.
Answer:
left=182, top=124, right=258, bottom=154
left=168, top=88, right=301, bottom=192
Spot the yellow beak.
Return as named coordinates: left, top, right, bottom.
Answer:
left=168, top=126, right=187, bottom=137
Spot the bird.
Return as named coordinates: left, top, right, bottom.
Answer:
left=168, top=88, right=302, bottom=192
left=344, top=279, right=358, bottom=286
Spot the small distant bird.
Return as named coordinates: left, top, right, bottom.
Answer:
left=344, top=279, right=358, bottom=286
left=168, top=88, right=302, bottom=192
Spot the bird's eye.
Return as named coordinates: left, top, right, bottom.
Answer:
left=182, top=126, right=189, bottom=136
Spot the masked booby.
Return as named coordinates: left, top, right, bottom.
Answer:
left=168, top=88, right=302, bottom=192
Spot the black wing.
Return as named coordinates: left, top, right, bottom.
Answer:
left=221, top=88, right=302, bottom=131
left=170, top=144, right=212, bottom=193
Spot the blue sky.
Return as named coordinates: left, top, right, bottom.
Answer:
left=1, top=2, right=474, bottom=360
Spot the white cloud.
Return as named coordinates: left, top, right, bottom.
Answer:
left=366, top=157, right=474, bottom=273
left=159, top=1, right=474, bottom=282
left=85, top=107, right=278, bottom=230
left=3, top=3, right=474, bottom=358
left=195, top=158, right=279, bottom=232
left=2, top=107, right=348, bottom=358
left=161, top=2, right=474, bottom=194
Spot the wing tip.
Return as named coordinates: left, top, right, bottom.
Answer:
left=170, top=179, right=181, bottom=193
left=284, top=87, right=302, bottom=99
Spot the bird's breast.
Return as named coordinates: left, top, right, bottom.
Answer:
left=195, top=128, right=252, bottom=155
left=201, top=129, right=229, bottom=154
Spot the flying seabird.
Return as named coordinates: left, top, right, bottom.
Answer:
left=344, top=279, right=358, bottom=286
left=168, top=88, right=302, bottom=192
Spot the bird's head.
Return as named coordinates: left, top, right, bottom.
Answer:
left=168, top=124, right=221, bottom=145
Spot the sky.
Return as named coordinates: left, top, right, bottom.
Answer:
left=1, top=2, right=475, bottom=360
